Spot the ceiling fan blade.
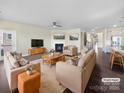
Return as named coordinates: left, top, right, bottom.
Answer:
left=52, top=22, right=62, bottom=27
left=119, top=21, right=124, bottom=22
left=56, top=25, right=62, bottom=27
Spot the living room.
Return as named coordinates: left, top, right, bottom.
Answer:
left=0, top=0, right=124, bottom=93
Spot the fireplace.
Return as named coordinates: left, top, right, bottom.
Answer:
left=55, top=43, right=63, bottom=52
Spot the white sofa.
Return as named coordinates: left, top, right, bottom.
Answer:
left=56, top=49, right=96, bottom=93
left=4, top=52, right=41, bottom=92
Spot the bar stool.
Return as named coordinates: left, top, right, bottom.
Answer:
left=110, top=48, right=124, bottom=70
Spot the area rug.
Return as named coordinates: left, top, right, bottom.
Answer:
left=31, top=59, right=66, bottom=93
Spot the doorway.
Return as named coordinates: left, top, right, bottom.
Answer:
left=0, top=29, right=16, bottom=61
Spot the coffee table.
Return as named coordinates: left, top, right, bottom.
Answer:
left=42, top=53, right=65, bottom=65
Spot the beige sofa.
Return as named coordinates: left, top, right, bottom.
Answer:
left=56, top=49, right=96, bottom=93
left=63, top=45, right=78, bottom=56
left=4, top=52, right=41, bottom=92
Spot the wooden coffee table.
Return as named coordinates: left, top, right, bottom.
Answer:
left=42, top=53, right=65, bottom=65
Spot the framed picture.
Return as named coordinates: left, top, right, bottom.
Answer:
left=69, top=34, right=79, bottom=40
left=53, top=34, right=65, bottom=40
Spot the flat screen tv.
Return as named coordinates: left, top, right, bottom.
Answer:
left=31, top=39, right=44, bottom=47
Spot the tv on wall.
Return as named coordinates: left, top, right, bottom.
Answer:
left=31, top=39, right=44, bottom=47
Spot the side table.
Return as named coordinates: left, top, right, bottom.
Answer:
left=18, top=70, right=40, bottom=93
left=71, top=56, right=79, bottom=66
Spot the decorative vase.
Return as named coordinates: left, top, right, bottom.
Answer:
left=26, top=70, right=32, bottom=75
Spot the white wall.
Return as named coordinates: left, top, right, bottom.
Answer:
left=97, top=32, right=103, bottom=48
left=51, top=28, right=82, bottom=52
left=0, top=20, right=51, bottom=56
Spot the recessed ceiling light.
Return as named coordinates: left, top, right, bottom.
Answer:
left=113, top=25, right=117, bottom=27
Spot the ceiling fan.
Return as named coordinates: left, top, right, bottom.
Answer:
left=52, top=22, right=62, bottom=28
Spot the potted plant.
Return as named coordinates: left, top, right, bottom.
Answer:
left=25, top=64, right=32, bottom=75
left=49, top=49, right=55, bottom=56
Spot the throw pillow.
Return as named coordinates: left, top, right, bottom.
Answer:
left=19, top=58, right=29, bottom=66
left=8, top=55, right=20, bottom=68
left=12, top=52, right=22, bottom=67
left=11, top=52, right=28, bottom=66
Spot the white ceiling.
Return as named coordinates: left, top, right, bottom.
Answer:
left=0, top=0, right=124, bottom=30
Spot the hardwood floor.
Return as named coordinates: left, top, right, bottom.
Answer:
left=1, top=49, right=124, bottom=93
left=0, top=62, right=10, bottom=93
left=85, top=49, right=124, bottom=93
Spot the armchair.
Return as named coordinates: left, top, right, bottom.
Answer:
left=63, top=45, right=78, bottom=56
